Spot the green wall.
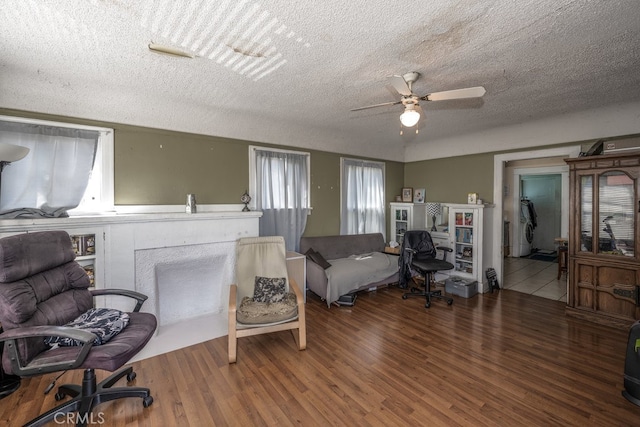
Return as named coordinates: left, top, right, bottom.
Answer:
left=404, top=153, right=496, bottom=204
left=1, top=108, right=588, bottom=240
left=0, top=109, right=403, bottom=238
left=114, top=127, right=248, bottom=205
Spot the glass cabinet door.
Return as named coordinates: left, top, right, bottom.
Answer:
left=394, top=208, right=409, bottom=243
left=579, top=175, right=593, bottom=252
left=598, top=171, right=634, bottom=257
left=580, top=171, right=636, bottom=257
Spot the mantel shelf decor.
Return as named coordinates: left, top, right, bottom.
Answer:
left=240, top=191, right=251, bottom=212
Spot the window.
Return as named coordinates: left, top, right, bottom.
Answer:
left=340, top=158, right=385, bottom=237
left=249, top=146, right=310, bottom=251
left=0, top=116, right=114, bottom=216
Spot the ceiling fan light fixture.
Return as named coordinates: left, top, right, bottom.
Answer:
left=399, top=106, right=420, bottom=127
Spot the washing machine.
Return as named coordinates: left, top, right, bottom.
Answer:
left=519, top=200, right=534, bottom=256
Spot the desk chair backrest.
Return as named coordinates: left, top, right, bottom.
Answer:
left=403, top=230, right=436, bottom=260
left=398, top=230, right=437, bottom=288
left=0, top=230, right=92, bottom=370
left=235, top=236, right=290, bottom=301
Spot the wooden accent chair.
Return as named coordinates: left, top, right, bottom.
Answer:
left=228, top=236, right=306, bottom=363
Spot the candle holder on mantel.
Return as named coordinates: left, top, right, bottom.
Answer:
left=426, top=202, right=441, bottom=232
left=240, top=191, right=251, bottom=212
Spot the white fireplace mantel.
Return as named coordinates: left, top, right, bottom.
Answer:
left=0, top=209, right=262, bottom=359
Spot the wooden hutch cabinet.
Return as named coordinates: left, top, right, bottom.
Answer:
left=565, top=152, right=640, bottom=328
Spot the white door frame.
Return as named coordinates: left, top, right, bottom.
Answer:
left=492, top=146, right=581, bottom=285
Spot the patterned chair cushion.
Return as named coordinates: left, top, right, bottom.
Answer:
left=44, top=307, right=130, bottom=347
left=237, top=292, right=297, bottom=325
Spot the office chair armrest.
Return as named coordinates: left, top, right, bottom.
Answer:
left=90, top=288, right=149, bottom=312
left=435, top=245, right=453, bottom=252
left=0, top=325, right=95, bottom=376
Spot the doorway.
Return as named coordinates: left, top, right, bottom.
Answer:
left=511, top=168, right=568, bottom=257
left=492, top=146, right=581, bottom=287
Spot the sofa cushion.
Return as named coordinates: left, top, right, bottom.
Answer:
left=253, top=276, right=287, bottom=303
left=305, top=248, right=331, bottom=269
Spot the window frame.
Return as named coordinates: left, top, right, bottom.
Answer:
left=0, top=115, right=114, bottom=215
left=248, top=145, right=311, bottom=211
left=339, top=157, right=386, bottom=237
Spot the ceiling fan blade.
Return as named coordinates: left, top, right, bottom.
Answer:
left=350, top=100, right=402, bottom=111
left=423, top=86, right=486, bottom=102
left=390, top=75, right=412, bottom=96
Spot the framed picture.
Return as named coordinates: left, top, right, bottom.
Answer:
left=402, top=187, right=413, bottom=202
left=413, top=188, right=425, bottom=203
left=467, top=192, right=477, bottom=204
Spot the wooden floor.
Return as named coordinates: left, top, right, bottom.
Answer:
left=2, top=287, right=640, bottom=426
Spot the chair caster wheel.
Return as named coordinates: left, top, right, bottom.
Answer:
left=143, top=396, right=154, bottom=408
left=402, top=294, right=408, bottom=300
left=425, top=302, right=431, bottom=308
left=55, top=392, right=65, bottom=401
left=127, top=371, right=137, bottom=382
left=447, top=300, right=453, bottom=306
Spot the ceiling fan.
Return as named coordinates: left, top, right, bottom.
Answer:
left=351, top=72, right=486, bottom=128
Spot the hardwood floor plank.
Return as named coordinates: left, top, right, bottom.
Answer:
left=3, top=287, right=640, bottom=426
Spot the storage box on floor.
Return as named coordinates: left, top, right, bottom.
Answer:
left=445, top=276, right=478, bottom=298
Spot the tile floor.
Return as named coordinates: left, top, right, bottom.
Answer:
left=503, top=256, right=567, bottom=302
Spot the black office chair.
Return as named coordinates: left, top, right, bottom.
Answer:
left=398, top=230, right=454, bottom=308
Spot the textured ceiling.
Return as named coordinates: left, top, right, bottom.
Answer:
left=1, top=0, right=639, bottom=162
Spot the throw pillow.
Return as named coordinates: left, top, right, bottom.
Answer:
left=306, top=248, right=331, bottom=269
left=253, top=276, right=287, bottom=303
left=44, top=307, right=130, bottom=347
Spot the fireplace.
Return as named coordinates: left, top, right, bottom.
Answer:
left=0, top=208, right=262, bottom=361
left=135, top=242, right=235, bottom=328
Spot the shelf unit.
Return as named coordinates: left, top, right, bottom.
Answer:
left=70, top=233, right=98, bottom=288
left=389, top=202, right=426, bottom=245
left=445, top=203, right=486, bottom=291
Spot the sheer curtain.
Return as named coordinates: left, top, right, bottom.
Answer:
left=0, top=120, right=99, bottom=217
left=340, top=158, right=385, bottom=237
left=254, top=149, right=309, bottom=251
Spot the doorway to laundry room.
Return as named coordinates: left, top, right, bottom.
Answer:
left=520, top=174, right=561, bottom=256
left=509, top=164, right=569, bottom=259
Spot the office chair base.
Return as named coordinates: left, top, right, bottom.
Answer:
left=25, top=367, right=153, bottom=427
left=403, top=288, right=453, bottom=308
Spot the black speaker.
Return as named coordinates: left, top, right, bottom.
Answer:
left=622, top=320, right=640, bottom=406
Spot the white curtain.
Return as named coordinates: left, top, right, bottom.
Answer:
left=0, top=121, right=99, bottom=217
left=255, top=149, right=309, bottom=251
left=340, top=158, right=385, bottom=237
